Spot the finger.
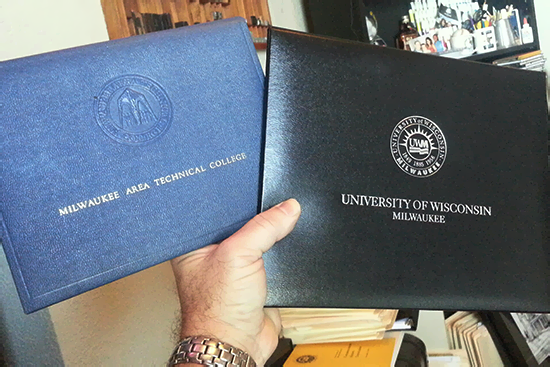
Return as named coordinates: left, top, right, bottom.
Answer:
left=222, top=199, right=301, bottom=255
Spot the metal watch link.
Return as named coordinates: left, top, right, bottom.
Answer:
left=168, top=336, right=256, bottom=367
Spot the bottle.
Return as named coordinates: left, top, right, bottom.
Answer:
left=396, top=15, right=420, bottom=51
left=521, top=18, right=534, bottom=44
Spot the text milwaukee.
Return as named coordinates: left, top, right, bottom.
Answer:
left=59, top=191, right=121, bottom=216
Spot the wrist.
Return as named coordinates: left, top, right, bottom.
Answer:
left=169, top=336, right=257, bottom=367
left=180, top=319, right=257, bottom=361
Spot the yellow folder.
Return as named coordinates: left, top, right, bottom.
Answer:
left=284, top=338, right=396, bottom=367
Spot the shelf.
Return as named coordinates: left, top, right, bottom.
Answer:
left=100, top=0, right=271, bottom=48
left=465, top=43, right=539, bottom=63
left=308, top=0, right=541, bottom=64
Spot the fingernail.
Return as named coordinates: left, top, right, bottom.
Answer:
left=276, top=199, right=300, bottom=216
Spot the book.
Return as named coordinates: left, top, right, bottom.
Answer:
left=132, top=11, right=145, bottom=35
left=261, top=28, right=549, bottom=312
left=153, top=13, right=162, bottom=32
left=0, top=17, right=264, bottom=313
left=143, top=13, right=153, bottom=33
left=162, top=13, right=173, bottom=30
left=283, top=338, right=398, bottom=367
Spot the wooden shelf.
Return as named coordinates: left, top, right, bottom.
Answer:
left=101, top=0, right=271, bottom=47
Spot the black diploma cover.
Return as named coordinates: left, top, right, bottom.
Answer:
left=261, top=28, right=549, bottom=312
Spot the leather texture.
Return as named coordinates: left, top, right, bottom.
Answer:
left=262, top=28, right=549, bottom=312
left=1, top=18, right=264, bottom=313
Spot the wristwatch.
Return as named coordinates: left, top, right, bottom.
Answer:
left=168, top=336, right=257, bottom=367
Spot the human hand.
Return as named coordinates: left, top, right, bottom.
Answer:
left=171, top=199, right=301, bottom=366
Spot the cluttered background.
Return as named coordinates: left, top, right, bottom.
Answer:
left=310, top=0, right=545, bottom=70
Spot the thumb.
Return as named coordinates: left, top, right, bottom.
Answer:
left=220, top=199, right=301, bottom=256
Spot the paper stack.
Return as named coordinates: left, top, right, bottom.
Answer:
left=445, top=312, right=504, bottom=367
left=279, top=308, right=398, bottom=345
left=493, top=50, right=546, bottom=72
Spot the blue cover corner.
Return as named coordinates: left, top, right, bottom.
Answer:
left=0, top=18, right=264, bottom=313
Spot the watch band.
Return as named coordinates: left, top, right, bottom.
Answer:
left=168, top=336, right=257, bottom=367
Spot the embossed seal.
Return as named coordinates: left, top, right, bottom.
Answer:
left=95, top=75, right=172, bottom=145
left=296, top=355, right=316, bottom=363
left=390, top=116, right=447, bottom=178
